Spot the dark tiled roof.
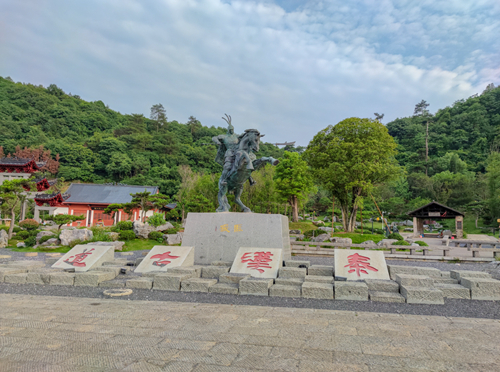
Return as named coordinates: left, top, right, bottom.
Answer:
left=0, top=158, right=33, bottom=165
left=407, top=201, right=464, bottom=217
left=63, top=184, right=159, bottom=204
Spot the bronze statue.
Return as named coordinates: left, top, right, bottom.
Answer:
left=213, top=114, right=279, bottom=212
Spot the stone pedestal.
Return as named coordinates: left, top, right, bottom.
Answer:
left=52, top=245, right=114, bottom=272
left=182, top=212, right=291, bottom=265
left=134, top=246, right=194, bottom=273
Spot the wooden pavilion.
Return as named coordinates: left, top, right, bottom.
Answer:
left=408, top=201, right=464, bottom=238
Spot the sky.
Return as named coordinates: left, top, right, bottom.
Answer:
left=1, top=0, right=499, bottom=146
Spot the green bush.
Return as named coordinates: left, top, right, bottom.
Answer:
left=414, top=241, right=428, bottom=246
left=116, top=221, right=133, bottom=231
left=16, top=230, right=30, bottom=240
left=165, top=228, right=178, bottom=234
left=392, top=240, right=410, bottom=246
left=119, top=230, right=136, bottom=240
left=12, top=226, right=21, bottom=233
left=24, top=236, right=36, bottom=247
left=19, top=219, right=39, bottom=231
left=39, top=235, right=56, bottom=245
left=148, top=213, right=167, bottom=228
left=387, top=233, right=404, bottom=241
left=148, top=231, right=164, bottom=241
left=68, top=239, right=83, bottom=248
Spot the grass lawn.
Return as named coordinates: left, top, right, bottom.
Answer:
left=289, top=221, right=317, bottom=233
left=122, top=239, right=158, bottom=251
left=330, top=232, right=385, bottom=244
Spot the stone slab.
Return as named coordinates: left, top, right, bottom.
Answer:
left=26, top=270, right=53, bottom=285
left=153, top=273, right=191, bottom=291
left=278, top=267, right=306, bottom=279
left=395, top=274, right=434, bottom=287
left=239, top=277, right=273, bottom=296
left=285, top=260, right=310, bottom=268
left=74, top=271, right=116, bottom=287
left=450, top=270, right=491, bottom=282
left=49, top=272, right=75, bottom=286
left=51, top=245, right=114, bottom=272
left=230, top=247, right=283, bottom=279
left=219, top=273, right=250, bottom=284
left=400, top=286, right=444, bottom=304
left=334, top=249, right=389, bottom=281
left=460, top=278, right=500, bottom=300
left=335, top=281, right=369, bottom=301
left=269, top=284, right=301, bottom=297
left=301, top=282, right=334, bottom=299
left=181, top=278, right=217, bottom=293
left=307, top=265, right=334, bottom=277
left=134, top=246, right=194, bottom=273
left=168, top=266, right=202, bottom=278
left=0, top=267, right=26, bottom=282
left=202, top=265, right=230, bottom=279
left=208, top=283, right=239, bottom=295
left=211, top=261, right=232, bottom=267
left=364, top=279, right=399, bottom=293
left=433, top=278, right=459, bottom=285
left=388, top=265, right=441, bottom=280
left=45, top=258, right=59, bottom=265
left=91, top=266, right=122, bottom=276
left=4, top=273, right=27, bottom=284
left=275, top=278, right=304, bottom=286
left=126, top=278, right=153, bottom=289
left=369, top=291, right=406, bottom=303
left=434, top=284, right=470, bottom=299
left=7, top=260, right=45, bottom=270
left=304, top=275, right=334, bottom=284
left=182, top=212, right=291, bottom=264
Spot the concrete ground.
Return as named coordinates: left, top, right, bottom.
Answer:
left=1, top=293, right=499, bottom=372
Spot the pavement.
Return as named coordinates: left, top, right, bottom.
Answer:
left=1, top=293, right=499, bottom=372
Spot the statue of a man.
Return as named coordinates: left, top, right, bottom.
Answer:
left=212, top=114, right=240, bottom=186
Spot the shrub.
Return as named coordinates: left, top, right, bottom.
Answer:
left=24, top=236, right=36, bottom=247
left=12, top=226, right=21, bottom=233
left=119, top=230, right=136, bottom=240
left=414, top=241, right=428, bottom=246
left=392, top=240, right=410, bottom=246
left=16, top=230, right=30, bottom=240
left=165, top=228, right=178, bottom=235
left=19, top=219, right=39, bottom=231
left=387, top=233, right=404, bottom=241
left=39, top=235, right=56, bottom=245
left=68, top=239, right=83, bottom=248
left=116, top=221, right=133, bottom=231
left=148, top=213, right=167, bottom=228
left=148, top=231, right=164, bottom=241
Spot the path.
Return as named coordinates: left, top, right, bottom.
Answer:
left=1, top=294, right=499, bottom=371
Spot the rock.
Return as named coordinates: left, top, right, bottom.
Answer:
left=330, top=237, right=352, bottom=245
left=312, top=221, right=325, bottom=226
left=155, top=222, right=175, bottom=232
left=0, top=229, right=9, bottom=248
left=377, top=239, right=398, bottom=247
left=318, top=227, right=334, bottom=233
left=36, top=231, right=54, bottom=244
left=484, top=261, right=500, bottom=280
left=16, top=242, right=26, bottom=248
left=41, top=238, right=59, bottom=246
left=312, top=233, right=330, bottom=242
left=361, top=240, right=375, bottom=245
left=164, top=233, right=183, bottom=245
left=59, top=228, right=93, bottom=246
left=289, top=229, right=302, bottom=234
left=93, top=241, right=125, bottom=251
left=105, top=232, right=119, bottom=241
left=132, top=221, right=155, bottom=239
left=411, top=243, right=419, bottom=246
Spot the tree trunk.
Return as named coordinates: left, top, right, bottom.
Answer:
left=291, top=195, right=299, bottom=222
left=8, top=209, right=16, bottom=239
left=475, top=216, right=478, bottom=229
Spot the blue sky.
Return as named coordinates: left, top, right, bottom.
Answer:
left=1, top=0, right=499, bottom=145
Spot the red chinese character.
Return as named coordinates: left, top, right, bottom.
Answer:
left=344, top=253, right=378, bottom=277
left=64, top=248, right=95, bottom=267
left=151, top=251, right=180, bottom=267
left=241, top=251, right=273, bottom=273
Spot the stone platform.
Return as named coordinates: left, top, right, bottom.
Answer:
left=182, top=212, right=291, bottom=264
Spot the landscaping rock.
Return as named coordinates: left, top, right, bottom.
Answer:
left=105, top=232, right=119, bottom=241
left=219, top=273, right=250, bottom=284
left=275, top=278, right=304, bottom=286
left=74, top=271, right=116, bottom=287
left=361, top=240, right=375, bottom=245
left=0, top=230, right=8, bottom=248
left=165, top=233, right=182, bottom=245
left=330, top=237, right=352, bottom=245
left=312, top=233, right=330, bottom=242
left=4, top=273, right=28, bottom=284
left=168, top=266, right=202, bottom=278
left=302, top=282, right=334, bottom=299
left=304, top=275, right=334, bottom=284
left=239, top=277, right=273, bottom=296
left=201, top=266, right=230, bottom=279
left=59, top=228, right=93, bottom=246
left=49, top=272, right=75, bottom=286
left=26, top=270, right=52, bottom=285
left=36, top=231, right=53, bottom=243
left=126, top=278, right=153, bottom=289
left=41, top=238, right=59, bottom=246
left=153, top=273, right=191, bottom=291
left=335, top=282, right=369, bottom=301
left=269, top=284, right=301, bottom=297
left=132, top=221, right=155, bottom=239
left=318, top=227, right=334, bottom=233
left=155, top=222, right=174, bottom=232
left=289, top=229, right=302, bottom=234
left=460, top=278, right=500, bottom=300
left=16, top=242, right=26, bottom=248
left=279, top=267, right=307, bottom=279
left=364, top=279, right=399, bottom=293
left=93, top=241, right=125, bottom=251
left=434, top=283, right=470, bottom=299
left=369, top=291, right=405, bottom=303
left=377, top=239, right=398, bottom=247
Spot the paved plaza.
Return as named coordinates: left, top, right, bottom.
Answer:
left=0, top=294, right=499, bottom=371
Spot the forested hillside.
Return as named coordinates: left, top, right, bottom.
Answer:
left=0, top=76, right=284, bottom=197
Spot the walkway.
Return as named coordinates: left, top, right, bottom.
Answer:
left=0, top=294, right=499, bottom=371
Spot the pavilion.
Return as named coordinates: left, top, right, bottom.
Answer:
left=408, top=201, right=464, bottom=238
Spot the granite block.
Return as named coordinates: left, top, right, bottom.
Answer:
left=239, top=277, right=273, bottom=296
left=335, top=281, right=368, bottom=301
left=364, top=279, right=399, bottom=293
left=369, top=291, right=406, bottom=303
left=400, top=286, right=444, bottom=304
left=153, top=273, right=191, bottom=291
left=181, top=278, right=217, bottom=293
left=460, top=278, right=500, bottom=300
left=278, top=267, right=306, bottom=279
left=269, top=284, right=301, bottom=297
left=301, top=282, right=334, bottom=299
left=307, top=265, right=334, bottom=277
left=208, top=283, right=239, bottom=295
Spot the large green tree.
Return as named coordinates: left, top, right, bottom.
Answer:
left=274, top=152, right=314, bottom=222
left=304, top=117, right=401, bottom=232
left=0, top=179, right=35, bottom=238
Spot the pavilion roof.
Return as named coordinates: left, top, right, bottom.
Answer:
left=63, top=184, right=159, bottom=204
left=407, top=201, right=464, bottom=218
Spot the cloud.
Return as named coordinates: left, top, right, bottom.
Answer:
left=0, top=0, right=499, bottom=145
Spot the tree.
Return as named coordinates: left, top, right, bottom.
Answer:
left=304, top=118, right=400, bottom=232
left=0, top=179, right=35, bottom=238
left=274, top=152, right=314, bottom=222
left=45, top=214, right=86, bottom=230
left=374, top=113, right=384, bottom=122
left=131, top=190, right=154, bottom=222
left=413, top=100, right=430, bottom=116
left=485, top=152, right=500, bottom=224
left=150, top=104, right=167, bottom=133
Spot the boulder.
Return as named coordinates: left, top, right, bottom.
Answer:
left=133, top=221, right=155, bottom=239
left=36, top=231, right=54, bottom=244
left=155, top=222, right=175, bottom=232
left=330, top=237, right=352, bottom=245
left=105, top=232, right=119, bottom=241
left=312, top=221, right=325, bottom=226
left=0, top=229, right=8, bottom=248
left=59, top=229, right=93, bottom=246
left=41, top=238, right=60, bottom=246
left=93, top=241, right=125, bottom=251
left=318, top=227, right=334, bottom=233
left=377, top=239, right=398, bottom=247
left=164, top=233, right=183, bottom=245
left=313, top=233, right=330, bottom=242
left=16, top=242, right=26, bottom=248
left=361, top=240, right=375, bottom=245
left=289, top=229, right=302, bottom=234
